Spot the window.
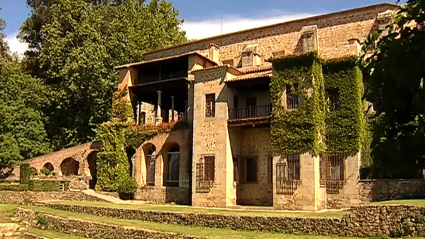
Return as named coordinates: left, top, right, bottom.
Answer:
left=267, top=156, right=273, bottom=184
left=286, top=84, right=299, bottom=109
left=239, top=157, right=258, bottom=183
left=245, top=157, right=257, bottom=183
left=327, top=88, right=341, bottom=111
left=145, top=145, right=156, bottom=186
left=276, top=154, right=300, bottom=194
left=165, top=144, right=180, bottom=187
left=195, top=155, right=215, bottom=192
left=139, top=112, right=146, bottom=125
left=205, top=94, right=215, bottom=117
left=320, top=154, right=346, bottom=193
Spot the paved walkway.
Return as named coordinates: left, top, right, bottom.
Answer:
left=82, top=190, right=148, bottom=205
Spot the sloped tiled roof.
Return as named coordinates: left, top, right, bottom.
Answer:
left=225, top=70, right=272, bottom=82
left=114, top=51, right=217, bottom=69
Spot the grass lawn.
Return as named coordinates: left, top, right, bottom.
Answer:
left=0, top=203, right=16, bottom=222
left=52, top=200, right=348, bottom=218
left=19, top=205, right=375, bottom=239
left=371, top=199, right=425, bottom=206
left=27, top=228, right=84, bottom=239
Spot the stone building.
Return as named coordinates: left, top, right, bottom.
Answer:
left=114, top=3, right=399, bottom=211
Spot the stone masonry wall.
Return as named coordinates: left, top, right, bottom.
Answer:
left=16, top=208, right=195, bottom=239
left=326, top=152, right=362, bottom=209
left=0, top=191, right=104, bottom=204
left=144, top=4, right=398, bottom=63
left=359, top=179, right=425, bottom=203
left=192, top=68, right=231, bottom=208
left=134, top=129, right=192, bottom=204
left=236, top=127, right=273, bottom=206
left=40, top=202, right=425, bottom=237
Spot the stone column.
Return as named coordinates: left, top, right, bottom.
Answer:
left=171, top=96, right=175, bottom=122
left=155, top=90, right=163, bottom=125
left=184, top=100, right=188, bottom=122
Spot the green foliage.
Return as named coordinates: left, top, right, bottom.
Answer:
left=117, top=176, right=138, bottom=194
left=36, top=215, right=49, bottom=227
left=40, top=166, right=55, bottom=176
left=269, top=52, right=326, bottom=155
left=28, top=180, right=70, bottom=191
left=20, top=164, right=31, bottom=184
left=323, top=57, right=364, bottom=153
left=361, top=0, right=425, bottom=178
left=30, top=167, right=38, bottom=176
left=0, top=183, right=28, bottom=191
left=19, top=0, right=187, bottom=150
left=112, top=87, right=134, bottom=123
left=0, top=63, right=51, bottom=168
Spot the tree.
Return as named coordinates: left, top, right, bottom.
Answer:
left=0, top=8, right=11, bottom=63
left=361, top=0, right=425, bottom=178
left=20, top=0, right=187, bottom=150
left=0, top=62, right=51, bottom=168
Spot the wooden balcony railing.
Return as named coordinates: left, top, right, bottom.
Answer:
left=139, top=71, right=188, bottom=84
left=228, top=105, right=272, bottom=120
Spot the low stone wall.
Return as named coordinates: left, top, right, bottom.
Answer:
left=0, top=191, right=104, bottom=204
left=97, top=191, right=120, bottom=198
left=42, top=203, right=425, bottom=237
left=16, top=208, right=196, bottom=239
left=136, top=187, right=190, bottom=205
left=359, top=179, right=425, bottom=203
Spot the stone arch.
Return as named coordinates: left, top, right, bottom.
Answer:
left=87, top=151, right=98, bottom=189
left=42, top=162, right=54, bottom=172
left=143, top=143, right=156, bottom=186
left=162, top=142, right=180, bottom=187
left=60, top=157, right=80, bottom=176
left=30, top=167, right=38, bottom=176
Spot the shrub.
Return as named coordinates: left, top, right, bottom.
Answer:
left=0, top=183, right=28, bottom=191
left=117, top=177, right=138, bottom=194
left=28, top=180, right=70, bottom=191
left=30, top=168, right=38, bottom=176
left=20, top=164, right=31, bottom=184
left=40, top=166, right=54, bottom=176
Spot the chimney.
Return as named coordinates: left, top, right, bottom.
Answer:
left=209, top=43, right=220, bottom=64
left=241, top=44, right=260, bottom=67
left=348, top=39, right=361, bottom=56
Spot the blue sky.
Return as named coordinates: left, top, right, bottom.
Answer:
left=0, top=0, right=402, bottom=55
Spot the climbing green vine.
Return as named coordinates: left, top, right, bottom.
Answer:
left=270, top=51, right=326, bottom=156
left=323, top=57, right=364, bottom=153
left=95, top=87, right=187, bottom=192
left=270, top=52, right=364, bottom=156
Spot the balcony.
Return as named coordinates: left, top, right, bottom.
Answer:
left=228, top=105, right=272, bottom=127
left=138, top=70, right=188, bottom=85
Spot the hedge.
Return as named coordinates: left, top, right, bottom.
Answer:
left=0, top=180, right=70, bottom=192
left=20, top=163, right=31, bottom=184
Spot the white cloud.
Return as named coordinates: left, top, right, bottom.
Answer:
left=5, top=32, right=28, bottom=58
left=181, top=12, right=317, bottom=40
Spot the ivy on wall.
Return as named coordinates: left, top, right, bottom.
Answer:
left=323, top=57, right=364, bottom=153
left=95, top=88, right=187, bottom=192
left=270, top=52, right=326, bottom=156
left=269, top=52, right=365, bottom=156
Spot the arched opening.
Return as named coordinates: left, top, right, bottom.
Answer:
left=163, top=143, right=180, bottom=187
left=41, top=163, right=54, bottom=176
left=87, top=151, right=98, bottom=189
left=126, top=147, right=136, bottom=177
left=30, top=167, right=38, bottom=176
left=60, top=157, right=79, bottom=176
left=143, top=144, right=156, bottom=186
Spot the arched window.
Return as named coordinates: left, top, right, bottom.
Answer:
left=164, top=144, right=180, bottom=187
left=143, top=144, right=156, bottom=186
left=60, top=157, right=79, bottom=176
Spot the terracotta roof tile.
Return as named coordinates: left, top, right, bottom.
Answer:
left=239, top=65, right=272, bottom=74
left=190, top=65, right=241, bottom=74
left=226, top=70, right=272, bottom=82
left=114, top=51, right=217, bottom=69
